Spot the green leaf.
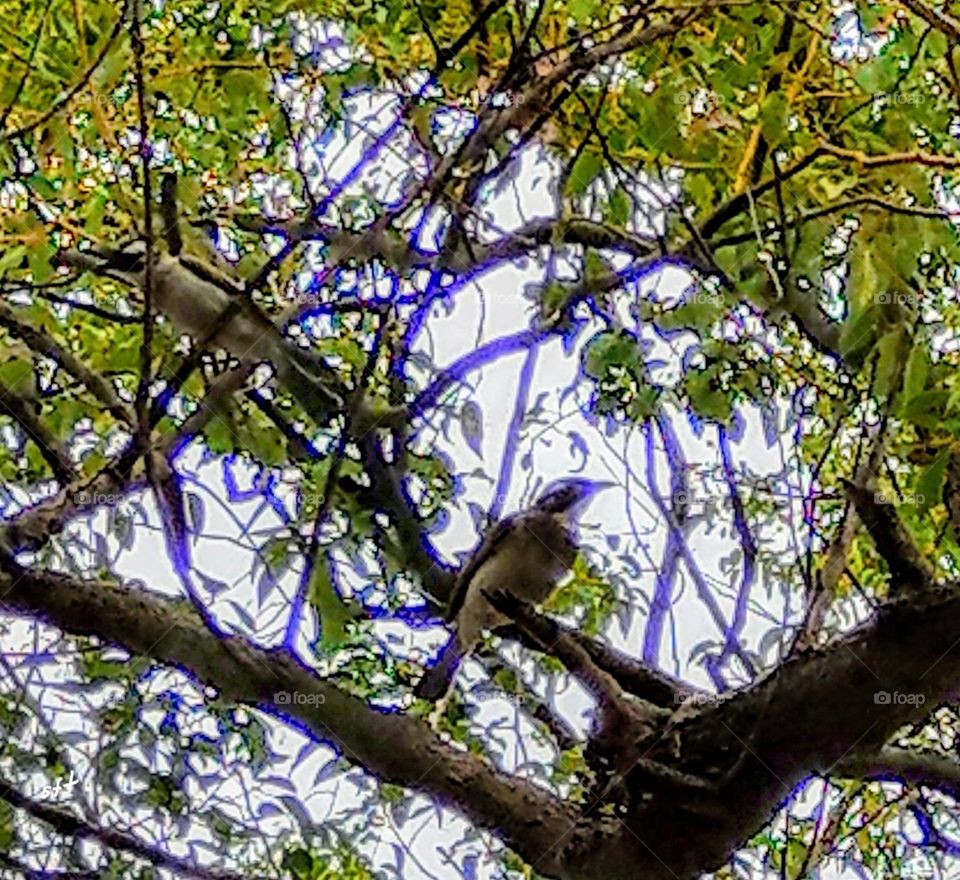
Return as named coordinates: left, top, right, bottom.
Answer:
left=569, top=0, right=599, bottom=21
left=685, top=370, right=732, bottom=422
left=916, top=455, right=948, bottom=513
left=873, top=328, right=907, bottom=400
left=283, top=849, right=315, bottom=879
left=760, top=92, right=788, bottom=146
left=44, top=114, right=75, bottom=177
left=583, top=331, right=637, bottom=378
left=659, top=294, right=724, bottom=331
left=27, top=235, right=55, bottom=284
left=0, top=357, right=36, bottom=397
left=0, top=799, right=15, bottom=853
left=93, top=41, right=130, bottom=92
left=855, top=55, right=900, bottom=94
left=307, top=553, right=357, bottom=649
left=849, top=241, right=878, bottom=314
left=204, top=407, right=239, bottom=455
left=0, top=245, right=27, bottom=276
left=565, top=151, right=603, bottom=197
left=539, top=280, right=571, bottom=317
left=222, top=70, right=269, bottom=121
left=902, top=390, right=949, bottom=428
left=685, top=174, right=716, bottom=212
left=839, top=306, right=880, bottom=367
left=605, top=186, right=630, bottom=226
left=899, top=340, right=929, bottom=413
left=583, top=248, right=612, bottom=282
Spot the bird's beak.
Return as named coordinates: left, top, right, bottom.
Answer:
left=572, top=480, right=616, bottom=514
left=586, top=480, right=616, bottom=499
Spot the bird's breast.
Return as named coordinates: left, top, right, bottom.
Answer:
left=455, top=513, right=576, bottom=646
left=474, top=515, right=574, bottom=602
left=154, top=258, right=281, bottom=363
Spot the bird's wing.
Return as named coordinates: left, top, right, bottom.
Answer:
left=59, top=245, right=145, bottom=280
left=443, top=512, right=518, bottom=623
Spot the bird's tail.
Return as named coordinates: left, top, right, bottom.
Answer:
left=414, top=634, right=466, bottom=702
left=277, top=344, right=345, bottom=421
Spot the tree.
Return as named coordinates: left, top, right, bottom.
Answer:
left=1, top=0, right=960, bottom=877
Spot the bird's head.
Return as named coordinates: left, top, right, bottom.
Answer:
left=534, top=478, right=615, bottom=517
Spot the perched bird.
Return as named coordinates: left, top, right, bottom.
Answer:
left=59, top=242, right=345, bottom=420
left=414, top=477, right=612, bottom=703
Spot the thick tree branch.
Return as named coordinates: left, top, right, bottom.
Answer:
left=836, top=746, right=960, bottom=803
left=563, top=586, right=960, bottom=879
left=6, top=556, right=960, bottom=878
left=0, top=563, right=579, bottom=878
left=245, top=213, right=662, bottom=278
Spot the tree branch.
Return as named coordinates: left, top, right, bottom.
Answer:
left=0, top=386, right=76, bottom=484
left=0, top=0, right=130, bottom=143
left=6, top=552, right=960, bottom=879
left=836, top=746, right=960, bottom=803
left=0, top=300, right=133, bottom=425
left=0, top=771, right=248, bottom=880
left=497, top=611, right=685, bottom=709
left=843, top=479, right=936, bottom=596
left=0, top=562, right=579, bottom=877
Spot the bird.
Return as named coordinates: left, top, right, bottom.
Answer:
left=58, top=241, right=346, bottom=421
left=414, top=477, right=613, bottom=703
